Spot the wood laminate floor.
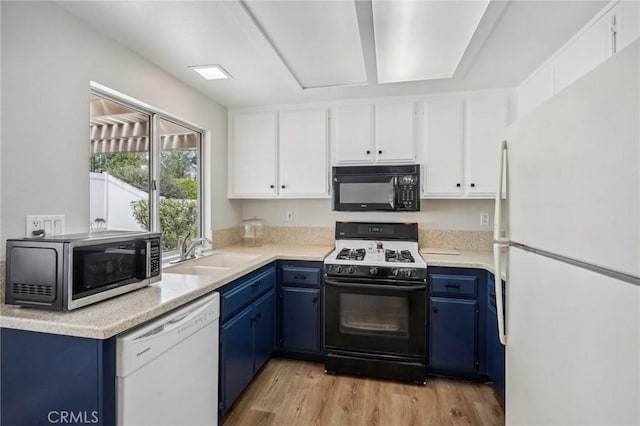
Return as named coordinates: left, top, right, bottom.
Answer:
left=221, top=358, right=505, bottom=426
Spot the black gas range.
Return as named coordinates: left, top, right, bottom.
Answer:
left=323, top=222, right=428, bottom=384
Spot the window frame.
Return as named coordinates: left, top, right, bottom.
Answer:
left=90, top=82, right=208, bottom=259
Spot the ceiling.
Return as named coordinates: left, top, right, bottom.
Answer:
left=58, top=0, right=607, bottom=108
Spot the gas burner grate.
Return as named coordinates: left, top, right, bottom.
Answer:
left=336, top=248, right=366, bottom=261
left=384, top=249, right=415, bottom=263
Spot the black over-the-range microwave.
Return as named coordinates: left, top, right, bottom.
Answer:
left=5, top=231, right=161, bottom=311
left=332, top=164, right=420, bottom=212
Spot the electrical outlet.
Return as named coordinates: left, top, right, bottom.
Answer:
left=480, top=212, right=490, bottom=226
left=26, top=215, right=65, bottom=237
left=285, top=210, right=294, bottom=222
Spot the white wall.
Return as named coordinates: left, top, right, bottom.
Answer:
left=0, top=1, right=242, bottom=257
left=242, top=199, right=495, bottom=231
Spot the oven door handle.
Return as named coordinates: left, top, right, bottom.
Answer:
left=324, top=279, right=425, bottom=292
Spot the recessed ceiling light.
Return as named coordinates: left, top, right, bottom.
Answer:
left=190, top=64, right=232, bottom=80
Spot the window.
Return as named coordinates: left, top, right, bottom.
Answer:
left=89, top=86, right=205, bottom=255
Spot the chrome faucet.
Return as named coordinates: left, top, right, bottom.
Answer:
left=178, top=233, right=211, bottom=261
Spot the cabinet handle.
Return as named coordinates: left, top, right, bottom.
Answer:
left=489, top=293, right=496, bottom=300
left=281, top=185, right=286, bottom=189
left=294, top=274, right=307, bottom=280
left=432, top=306, right=439, bottom=313
left=270, top=185, right=274, bottom=189
left=312, top=297, right=318, bottom=303
left=366, top=150, right=371, bottom=155
left=456, top=183, right=461, bottom=188
left=256, top=312, right=262, bottom=320
left=470, top=183, right=476, bottom=188
left=251, top=280, right=262, bottom=289
left=378, top=150, right=382, bottom=155
left=444, top=283, right=460, bottom=289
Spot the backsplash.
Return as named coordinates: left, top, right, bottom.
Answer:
left=212, top=227, right=243, bottom=248
left=420, top=229, right=493, bottom=252
left=264, top=226, right=335, bottom=246
left=0, top=261, right=5, bottom=301
left=250, top=226, right=492, bottom=251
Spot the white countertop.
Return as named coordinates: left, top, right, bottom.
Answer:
left=0, top=244, right=333, bottom=339
left=421, top=248, right=505, bottom=280
left=0, top=244, right=502, bottom=340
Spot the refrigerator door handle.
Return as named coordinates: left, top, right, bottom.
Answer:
left=493, top=140, right=508, bottom=345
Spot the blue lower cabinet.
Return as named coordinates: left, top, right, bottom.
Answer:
left=220, top=305, right=254, bottom=415
left=218, top=266, right=276, bottom=417
left=429, top=297, right=478, bottom=372
left=486, top=274, right=506, bottom=400
left=276, top=261, right=323, bottom=359
left=0, top=328, right=115, bottom=426
left=253, top=290, right=276, bottom=372
left=280, top=287, right=321, bottom=353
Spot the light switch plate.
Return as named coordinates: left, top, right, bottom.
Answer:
left=26, top=215, right=65, bottom=237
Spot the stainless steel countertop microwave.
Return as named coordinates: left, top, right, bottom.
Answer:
left=332, top=164, right=420, bottom=212
left=5, top=231, right=161, bottom=311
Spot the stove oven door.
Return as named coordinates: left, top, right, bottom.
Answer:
left=324, top=278, right=426, bottom=358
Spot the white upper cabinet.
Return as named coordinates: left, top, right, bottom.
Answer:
left=422, top=99, right=464, bottom=197
left=467, top=95, right=508, bottom=197
left=228, top=108, right=329, bottom=199
left=375, top=102, right=416, bottom=162
left=334, top=101, right=416, bottom=164
left=229, top=111, right=277, bottom=197
left=553, top=11, right=611, bottom=94
left=278, top=109, right=329, bottom=197
left=335, top=104, right=375, bottom=163
left=617, top=0, right=640, bottom=52
left=418, top=92, right=508, bottom=199
left=518, top=1, right=639, bottom=119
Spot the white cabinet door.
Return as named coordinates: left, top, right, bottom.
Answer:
left=335, top=104, right=374, bottom=163
left=467, top=95, right=508, bottom=197
left=616, top=0, right=640, bottom=52
left=229, top=112, right=277, bottom=197
left=422, top=99, right=464, bottom=197
left=278, top=109, right=329, bottom=197
left=375, top=102, right=416, bottom=162
left=553, top=12, right=611, bottom=93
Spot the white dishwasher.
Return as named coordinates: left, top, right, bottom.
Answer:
left=116, top=292, right=219, bottom=426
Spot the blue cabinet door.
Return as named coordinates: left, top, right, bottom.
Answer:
left=253, top=289, right=275, bottom=373
left=429, top=297, right=478, bottom=372
left=281, top=287, right=320, bottom=353
left=0, top=328, right=115, bottom=426
left=220, top=305, right=254, bottom=415
left=486, top=274, right=505, bottom=399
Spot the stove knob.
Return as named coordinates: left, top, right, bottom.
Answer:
left=391, top=269, right=400, bottom=277
left=369, top=266, right=378, bottom=276
left=405, top=269, right=414, bottom=278
left=335, top=265, right=343, bottom=274
left=348, top=266, right=356, bottom=275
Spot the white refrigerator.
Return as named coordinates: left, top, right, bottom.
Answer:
left=494, top=40, right=640, bottom=425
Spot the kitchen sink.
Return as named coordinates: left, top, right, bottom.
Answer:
left=164, top=252, right=262, bottom=275
left=164, top=264, right=229, bottom=276
left=193, top=252, right=261, bottom=268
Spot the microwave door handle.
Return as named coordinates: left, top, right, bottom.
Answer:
left=390, top=176, right=397, bottom=209
left=146, top=240, right=152, bottom=278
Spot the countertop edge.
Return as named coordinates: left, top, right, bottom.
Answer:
left=1, top=246, right=504, bottom=339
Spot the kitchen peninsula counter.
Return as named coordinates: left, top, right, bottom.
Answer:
left=0, top=244, right=333, bottom=339
left=421, top=248, right=505, bottom=280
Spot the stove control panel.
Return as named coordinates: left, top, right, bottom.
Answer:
left=324, top=264, right=427, bottom=281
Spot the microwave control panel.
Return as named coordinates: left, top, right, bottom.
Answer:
left=399, top=175, right=419, bottom=210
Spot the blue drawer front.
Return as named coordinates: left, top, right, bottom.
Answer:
left=281, top=266, right=321, bottom=286
left=221, top=268, right=275, bottom=322
left=430, top=274, right=477, bottom=297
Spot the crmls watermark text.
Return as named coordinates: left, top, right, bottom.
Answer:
left=47, top=411, right=99, bottom=424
